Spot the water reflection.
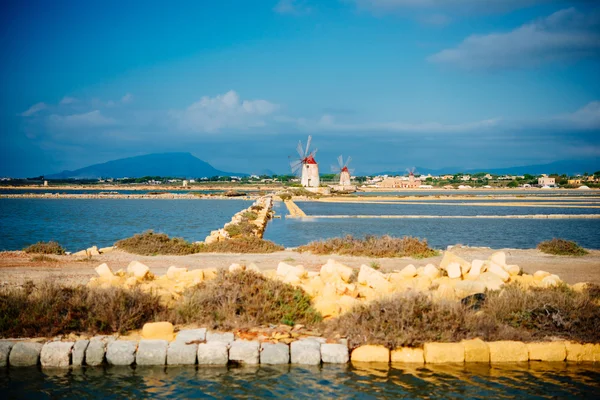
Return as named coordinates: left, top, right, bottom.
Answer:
left=2, top=363, right=599, bottom=399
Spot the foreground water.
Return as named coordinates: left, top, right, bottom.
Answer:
left=0, top=199, right=251, bottom=251
left=1, top=198, right=599, bottom=251
left=2, top=363, right=599, bottom=399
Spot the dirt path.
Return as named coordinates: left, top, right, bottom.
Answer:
left=1, top=248, right=599, bottom=287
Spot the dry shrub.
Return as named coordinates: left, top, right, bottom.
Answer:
left=326, top=283, right=600, bottom=349
left=0, top=282, right=165, bottom=338
left=170, top=270, right=321, bottom=329
left=224, top=220, right=256, bottom=237
left=242, top=211, right=258, bottom=221
left=23, top=241, right=65, bottom=255
left=197, top=236, right=284, bottom=254
left=481, top=283, right=600, bottom=343
left=115, top=230, right=199, bottom=256
left=537, top=238, right=588, bottom=256
left=325, top=293, right=473, bottom=348
left=30, top=255, right=59, bottom=263
left=297, top=235, right=438, bottom=258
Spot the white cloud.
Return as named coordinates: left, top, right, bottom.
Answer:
left=286, top=113, right=501, bottom=133
left=171, top=90, right=279, bottom=133
left=59, top=97, right=78, bottom=105
left=19, top=102, right=47, bottom=117
left=274, top=0, right=311, bottom=15
left=48, top=110, right=117, bottom=129
left=428, top=8, right=600, bottom=69
left=121, top=93, right=134, bottom=104
left=552, top=101, right=600, bottom=130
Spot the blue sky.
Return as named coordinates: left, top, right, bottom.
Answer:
left=1, top=0, right=599, bottom=176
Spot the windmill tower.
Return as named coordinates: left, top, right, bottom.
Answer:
left=290, top=136, right=320, bottom=188
left=332, top=155, right=353, bottom=187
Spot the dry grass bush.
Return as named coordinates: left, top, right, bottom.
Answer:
left=325, top=283, right=600, bottom=349
left=115, top=230, right=200, bottom=255
left=30, top=255, right=59, bottom=263
left=481, top=283, right=600, bottom=343
left=297, top=235, right=438, bottom=258
left=250, top=205, right=264, bottom=212
left=196, top=236, right=284, bottom=254
left=224, top=220, right=256, bottom=237
left=0, top=281, right=165, bottom=338
left=170, top=270, right=322, bottom=329
left=242, top=211, right=258, bottom=220
left=23, top=241, right=65, bottom=255
left=537, top=238, right=588, bottom=256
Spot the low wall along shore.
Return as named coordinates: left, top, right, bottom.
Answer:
left=1, top=322, right=598, bottom=368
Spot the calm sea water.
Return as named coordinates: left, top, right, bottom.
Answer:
left=1, top=363, right=598, bottom=399
left=0, top=199, right=251, bottom=251
left=264, top=202, right=600, bottom=249
left=295, top=201, right=600, bottom=216
left=1, top=198, right=599, bottom=251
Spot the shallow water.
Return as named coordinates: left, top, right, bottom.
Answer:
left=1, top=363, right=598, bottom=399
left=296, top=201, right=600, bottom=216
left=0, top=199, right=251, bottom=251
left=265, top=202, right=600, bottom=249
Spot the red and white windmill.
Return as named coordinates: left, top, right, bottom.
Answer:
left=290, top=135, right=320, bottom=188
left=331, top=155, right=354, bottom=186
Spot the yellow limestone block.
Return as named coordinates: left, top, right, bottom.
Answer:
left=488, top=262, right=510, bottom=282
left=398, top=264, right=417, bottom=278
left=440, top=252, right=470, bottom=275
left=142, top=322, right=174, bottom=341
left=505, top=265, right=521, bottom=276
left=565, top=342, right=600, bottom=362
left=351, top=345, right=390, bottom=363
left=541, top=274, right=562, bottom=288
left=203, top=268, right=218, bottom=280
left=527, top=342, right=566, bottom=362
left=571, top=282, right=589, bottom=293
left=313, top=298, right=340, bottom=318
left=533, top=270, right=551, bottom=280
left=424, top=342, right=465, bottom=363
left=488, top=341, right=528, bottom=363
left=321, top=259, right=353, bottom=283
left=434, top=284, right=456, bottom=302
left=228, top=263, right=244, bottom=273
left=391, top=347, right=424, bottom=363
left=338, top=295, right=360, bottom=315
left=489, top=251, right=507, bottom=268
left=422, top=264, right=440, bottom=279
left=246, top=263, right=261, bottom=273
left=446, top=262, right=462, bottom=279
left=276, top=262, right=306, bottom=279
left=357, top=264, right=391, bottom=293
left=466, top=260, right=484, bottom=280
left=462, top=339, right=489, bottom=363
left=95, top=263, right=114, bottom=278
left=127, top=261, right=150, bottom=279
left=186, top=269, right=204, bottom=282
left=167, top=266, right=188, bottom=280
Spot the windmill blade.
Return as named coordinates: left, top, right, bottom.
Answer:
left=344, top=156, right=352, bottom=168
left=304, top=135, right=312, bottom=157
left=337, top=155, right=344, bottom=169
left=331, top=164, right=341, bottom=173
left=308, top=148, right=318, bottom=159
left=290, top=159, right=303, bottom=174
left=348, top=168, right=356, bottom=175
left=296, top=141, right=305, bottom=159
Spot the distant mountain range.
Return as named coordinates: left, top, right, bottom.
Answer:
left=377, top=160, right=599, bottom=177
left=46, top=152, right=243, bottom=179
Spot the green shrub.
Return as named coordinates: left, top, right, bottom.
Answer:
left=115, top=230, right=199, bottom=255
left=242, top=211, right=258, bottom=221
left=224, top=220, right=256, bottom=238
left=23, top=241, right=65, bottom=255
left=30, top=255, right=59, bottom=263
left=537, top=238, right=588, bottom=256
left=170, top=270, right=322, bottom=329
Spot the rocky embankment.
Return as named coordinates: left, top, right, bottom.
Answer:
left=2, top=322, right=598, bottom=368
left=87, top=250, right=584, bottom=317
left=203, top=196, right=273, bottom=244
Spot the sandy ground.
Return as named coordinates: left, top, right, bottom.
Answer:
left=2, top=248, right=599, bottom=287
